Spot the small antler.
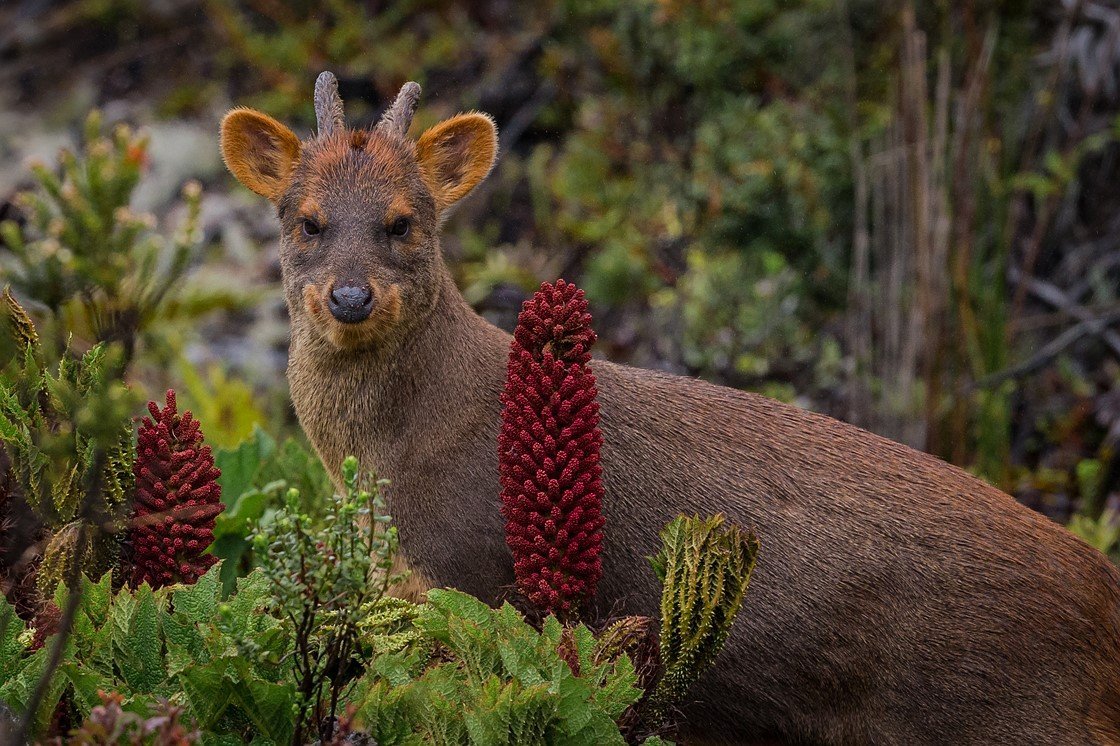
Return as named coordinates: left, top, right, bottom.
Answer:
left=375, top=82, right=422, bottom=139
left=314, top=71, right=346, bottom=136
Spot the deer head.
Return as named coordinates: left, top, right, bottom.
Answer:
left=219, top=72, right=498, bottom=351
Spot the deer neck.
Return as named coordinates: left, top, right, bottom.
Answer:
left=288, top=268, right=508, bottom=482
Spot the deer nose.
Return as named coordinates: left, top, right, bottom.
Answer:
left=327, top=284, right=373, bottom=323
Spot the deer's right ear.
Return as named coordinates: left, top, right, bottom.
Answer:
left=220, top=108, right=301, bottom=201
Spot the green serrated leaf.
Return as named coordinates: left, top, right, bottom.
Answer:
left=594, top=654, right=641, bottom=720
left=80, top=571, right=114, bottom=627
left=230, top=677, right=296, bottom=744
left=172, top=562, right=222, bottom=623
left=123, top=584, right=166, bottom=693
left=179, top=662, right=233, bottom=728
left=61, top=661, right=110, bottom=711
left=418, top=589, right=494, bottom=644
left=227, top=569, right=270, bottom=620
left=0, top=595, right=27, bottom=681
left=163, top=609, right=209, bottom=677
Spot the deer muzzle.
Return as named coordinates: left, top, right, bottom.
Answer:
left=327, top=284, right=374, bottom=324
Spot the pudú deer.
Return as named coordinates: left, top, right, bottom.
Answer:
left=220, top=73, right=1120, bottom=744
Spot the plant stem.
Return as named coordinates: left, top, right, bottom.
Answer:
left=13, top=450, right=106, bottom=744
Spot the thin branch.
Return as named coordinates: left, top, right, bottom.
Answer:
left=1008, top=263, right=1120, bottom=357
left=13, top=449, right=106, bottom=744
left=975, top=308, right=1120, bottom=388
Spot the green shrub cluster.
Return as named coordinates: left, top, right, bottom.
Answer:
left=0, top=112, right=208, bottom=366
left=0, top=453, right=743, bottom=743
left=0, top=291, right=137, bottom=596
left=351, top=590, right=650, bottom=746
left=210, top=427, right=332, bottom=594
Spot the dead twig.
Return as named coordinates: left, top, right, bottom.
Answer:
left=11, top=450, right=106, bottom=745
left=1008, top=263, right=1120, bottom=358
left=975, top=308, right=1120, bottom=388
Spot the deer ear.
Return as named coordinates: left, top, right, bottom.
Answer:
left=415, top=113, right=498, bottom=214
left=220, top=108, right=301, bottom=201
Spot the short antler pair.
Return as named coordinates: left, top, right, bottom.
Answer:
left=314, top=71, right=420, bottom=139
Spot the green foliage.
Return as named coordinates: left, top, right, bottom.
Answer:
left=0, top=461, right=655, bottom=744
left=204, top=0, right=488, bottom=122
left=0, top=292, right=136, bottom=589
left=649, top=514, right=758, bottom=718
left=660, top=248, right=810, bottom=381
left=210, top=427, right=332, bottom=593
left=0, top=111, right=204, bottom=363
left=252, top=455, right=402, bottom=743
left=176, top=361, right=268, bottom=450
left=1069, top=509, right=1120, bottom=562
left=533, top=0, right=849, bottom=368
left=0, top=296, right=133, bottom=526
left=351, top=589, right=644, bottom=746
left=0, top=564, right=301, bottom=744
left=0, top=447, right=388, bottom=743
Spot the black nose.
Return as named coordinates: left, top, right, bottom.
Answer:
left=327, top=285, right=374, bottom=323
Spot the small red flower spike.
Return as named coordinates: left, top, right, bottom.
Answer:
left=499, top=279, right=605, bottom=619
left=29, top=601, right=60, bottom=652
left=128, top=390, right=223, bottom=589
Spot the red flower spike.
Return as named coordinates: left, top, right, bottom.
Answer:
left=29, top=601, right=61, bottom=652
left=128, top=390, right=223, bottom=589
left=500, top=280, right=605, bottom=619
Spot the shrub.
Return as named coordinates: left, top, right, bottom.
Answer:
left=0, top=111, right=204, bottom=365
left=252, top=455, right=401, bottom=744
left=351, top=589, right=644, bottom=745
left=0, top=452, right=695, bottom=744
left=208, top=426, right=333, bottom=594
left=0, top=292, right=136, bottom=595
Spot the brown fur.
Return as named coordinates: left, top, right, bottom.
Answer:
left=221, top=102, right=1120, bottom=743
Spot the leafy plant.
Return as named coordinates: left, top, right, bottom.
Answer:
left=0, top=111, right=203, bottom=366
left=176, top=362, right=268, bottom=451
left=350, top=589, right=646, bottom=746
left=0, top=291, right=136, bottom=589
left=0, top=462, right=670, bottom=745
left=210, top=427, right=332, bottom=593
left=648, top=514, right=759, bottom=720
left=0, top=564, right=296, bottom=744
left=252, top=455, right=400, bottom=744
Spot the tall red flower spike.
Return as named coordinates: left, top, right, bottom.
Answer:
left=128, top=390, right=223, bottom=589
left=499, top=279, right=605, bottom=618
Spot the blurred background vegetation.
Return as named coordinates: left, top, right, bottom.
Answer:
left=2, top=0, right=1119, bottom=548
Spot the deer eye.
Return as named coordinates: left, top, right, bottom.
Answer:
left=389, top=217, right=410, bottom=238
left=302, top=219, right=321, bottom=237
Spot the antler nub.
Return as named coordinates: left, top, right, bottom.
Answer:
left=314, top=71, right=346, bottom=136
left=376, top=82, right=422, bottom=139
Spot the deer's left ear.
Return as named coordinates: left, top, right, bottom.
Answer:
left=415, top=113, right=498, bottom=215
